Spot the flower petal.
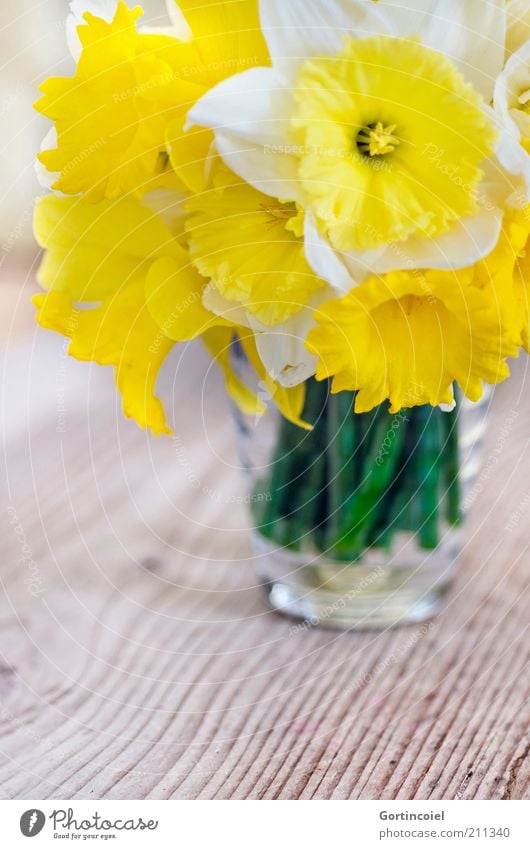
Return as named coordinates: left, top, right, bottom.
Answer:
left=248, top=288, right=333, bottom=386
left=368, top=0, right=505, bottom=100
left=164, top=0, right=192, bottom=40
left=305, top=208, right=503, bottom=290
left=145, top=255, right=229, bottom=341
left=259, top=0, right=504, bottom=98
left=33, top=283, right=175, bottom=435
left=259, top=0, right=390, bottom=71
left=187, top=66, right=301, bottom=199
left=66, top=0, right=118, bottom=60
left=202, top=326, right=267, bottom=416
left=34, top=194, right=178, bottom=301
left=238, top=331, right=311, bottom=429
left=35, top=128, right=59, bottom=191
left=202, top=284, right=252, bottom=327
left=506, top=0, right=530, bottom=56
left=493, top=40, right=530, bottom=194
left=253, top=322, right=317, bottom=387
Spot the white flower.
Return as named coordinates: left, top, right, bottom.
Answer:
left=494, top=35, right=530, bottom=196
left=187, top=0, right=521, bottom=384
left=506, top=0, right=530, bottom=57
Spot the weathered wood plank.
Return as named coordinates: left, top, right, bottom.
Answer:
left=0, top=331, right=528, bottom=799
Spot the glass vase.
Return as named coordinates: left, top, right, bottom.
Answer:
left=231, top=346, right=489, bottom=631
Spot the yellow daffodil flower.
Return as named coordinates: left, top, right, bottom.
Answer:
left=306, top=269, right=519, bottom=413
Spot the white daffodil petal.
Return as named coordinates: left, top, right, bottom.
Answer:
left=305, top=208, right=503, bottom=291
left=495, top=125, right=530, bottom=198
left=249, top=288, right=333, bottom=387
left=35, top=128, right=59, bottom=191
left=304, top=213, right=371, bottom=292
left=259, top=0, right=504, bottom=99
left=252, top=319, right=317, bottom=387
left=507, top=0, right=530, bottom=56
left=258, top=0, right=391, bottom=72
left=202, top=285, right=318, bottom=387
left=357, top=209, right=504, bottom=276
left=494, top=40, right=530, bottom=129
left=363, top=0, right=505, bottom=100
left=188, top=67, right=302, bottom=199
left=66, top=0, right=118, bottom=60
left=215, top=131, right=302, bottom=201
left=493, top=45, right=530, bottom=196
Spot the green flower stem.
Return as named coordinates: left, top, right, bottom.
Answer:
left=442, top=409, right=461, bottom=525
left=251, top=379, right=461, bottom=562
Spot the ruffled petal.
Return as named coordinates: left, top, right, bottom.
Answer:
left=307, top=268, right=517, bottom=413
left=174, top=0, right=269, bottom=82
left=145, top=254, right=230, bottom=340
left=34, top=194, right=178, bottom=301
left=33, top=283, right=175, bottom=435
left=66, top=0, right=118, bottom=60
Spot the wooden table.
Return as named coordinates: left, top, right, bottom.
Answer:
left=0, top=329, right=528, bottom=800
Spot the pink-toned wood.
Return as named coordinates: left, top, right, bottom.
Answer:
left=0, top=330, right=528, bottom=800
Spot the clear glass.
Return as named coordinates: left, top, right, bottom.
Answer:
left=231, top=347, right=490, bottom=631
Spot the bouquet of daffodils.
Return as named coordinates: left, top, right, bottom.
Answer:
left=33, top=0, right=530, bottom=591
left=34, top=0, right=530, bottom=438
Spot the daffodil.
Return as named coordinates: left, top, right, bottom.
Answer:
left=187, top=0, right=526, bottom=385
left=306, top=268, right=519, bottom=413
left=506, top=0, right=530, bottom=57
left=33, top=166, right=308, bottom=432
left=185, top=162, right=324, bottom=326
left=495, top=35, right=530, bottom=159
left=203, top=326, right=311, bottom=429
left=473, top=207, right=530, bottom=350
left=190, top=3, right=514, bottom=275
left=36, top=0, right=268, bottom=200
left=33, top=191, right=230, bottom=433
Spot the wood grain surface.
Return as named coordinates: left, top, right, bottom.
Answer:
left=0, top=329, right=528, bottom=800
